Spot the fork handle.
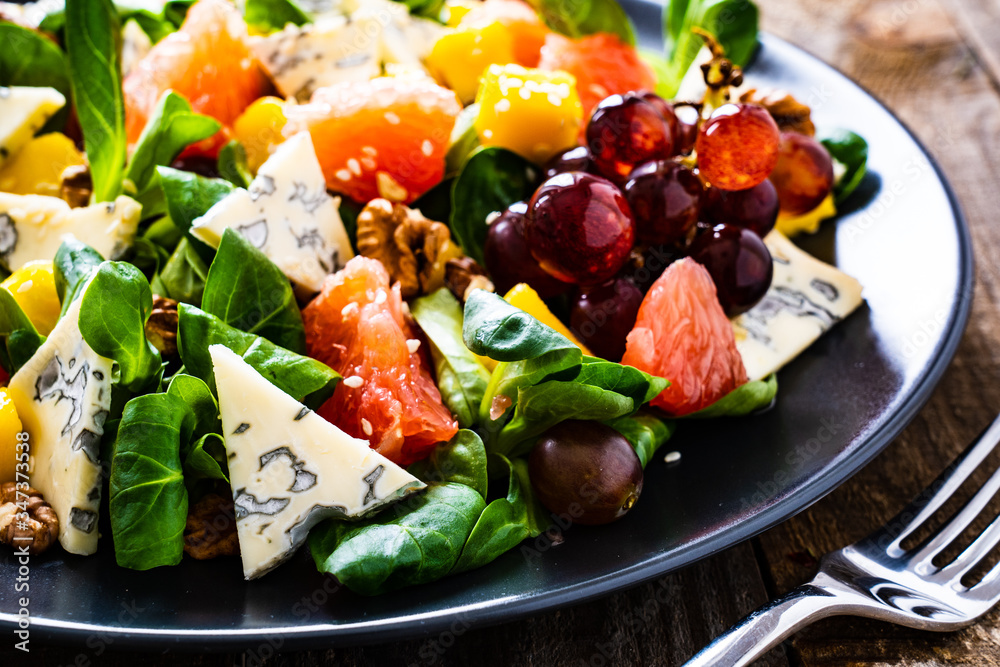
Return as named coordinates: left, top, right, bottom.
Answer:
left=683, top=583, right=852, bottom=666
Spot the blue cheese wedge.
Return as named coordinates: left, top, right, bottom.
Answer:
left=191, top=132, right=354, bottom=294
left=8, top=296, right=113, bottom=555
left=249, top=15, right=382, bottom=101
left=210, top=344, right=425, bottom=579
left=732, top=230, right=863, bottom=381
left=0, top=194, right=141, bottom=272
left=0, top=86, right=66, bottom=168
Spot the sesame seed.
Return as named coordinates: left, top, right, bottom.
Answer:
left=335, top=169, right=352, bottom=182
left=17, top=280, right=32, bottom=293
left=361, top=157, right=377, bottom=171
left=343, top=375, right=364, bottom=388
left=406, top=339, right=420, bottom=354
left=362, top=146, right=378, bottom=156
left=341, top=302, right=359, bottom=317
left=374, top=289, right=387, bottom=305
left=384, top=111, right=401, bottom=125
left=664, top=451, right=682, bottom=464
left=347, top=158, right=362, bottom=176
left=376, top=171, right=408, bottom=202
left=361, top=418, right=373, bottom=436
left=421, top=140, right=434, bottom=157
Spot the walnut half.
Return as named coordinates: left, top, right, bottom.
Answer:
left=739, top=88, right=816, bottom=137
left=356, top=199, right=464, bottom=298
left=145, top=295, right=179, bottom=356
left=183, top=493, right=240, bottom=560
left=0, top=482, right=59, bottom=555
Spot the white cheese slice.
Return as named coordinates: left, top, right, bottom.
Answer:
left=732, top=230, right=864, bottom=381
left=353, top=0, right=447, bottom=67
left=0, top=194, right=142, bottom=272
left=249, top=15, right=381, bottom=101
left=8, top=296, right=114, bottom=556
left=210, top=344, right=425, bottom=579
left=0, top=86, right=66, bottom=168
left=191, top=132, right=354, bottom=294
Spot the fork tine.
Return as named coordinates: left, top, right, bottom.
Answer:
left=912, top=460, right=1000, bottom=566
left=964, top=552, right=1000, bottom=603
left=934, top=511, right=1000, bottom=583
left=881, top=415, right=1000, bottom=557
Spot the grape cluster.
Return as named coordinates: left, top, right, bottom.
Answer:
left=482, top=91, right=836, bottom=361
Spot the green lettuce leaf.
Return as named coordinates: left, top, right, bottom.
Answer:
left=217, top=140, right=252, bottom=188
left=0, top=289, right=45, bottom=374
left=524, top=0, right=635, bottom=45
left=687, top=374, right=777, bottom=418
left=605, top=412, right=675, bottom=468
left=0, top=23, right=71, bottom=130
left=244, top=0, right=310, bottom=33
left=159, top=237, right=209, bottom=306
left=821, top=129, right=868, bottom=204
left=156, top=166, right=235, bottom=231
left=408, top=429, right=489, bottom=500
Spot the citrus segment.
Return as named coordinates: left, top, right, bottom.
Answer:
left=123, top=0, right=271, bottom=156
left=288, top=77, right=461, bottom=204
left=621, top=258, right=748, bottom=416
left=459, top=0, right=549, bottom=67
left=303, top=256, right=458, bottom=465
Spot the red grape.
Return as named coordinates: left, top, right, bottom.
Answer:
left=543, top=145, right=595, bottom=180
left=586, top=94, right=674, bottom=184
left=696, top=104, right=779, bottom=191
left=569, top=276, right=644, bottom=361
left=700, top=180, right=779, bottom=237
left=483, top=201, right=572, bottom=298
left=525, top=172, right=636, bottom=285
left=623, top=160, right=703, bottom=245
left=688, top=224, right=773, bottom=316
left=768, top=132, right=835, bottom=215
left=528, top=420, right=643, bottom=525
left=639, top=91, right=680, bottom=150
left=673, top=104, right=700, bottom=155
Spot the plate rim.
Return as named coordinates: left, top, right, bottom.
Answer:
left=2, top=31, right=975, bottom=652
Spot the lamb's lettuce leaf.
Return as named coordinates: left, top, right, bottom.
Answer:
left=78, top=261, right=162, bottom=393
left=524, top=0, right=635, bottom=45
left=605, top=412, right=675, bottom=468
left=687, top=374, right=777, bottom=418
left=0, top=289, right=45, bottom=374
left=244, top=0, right=310, bottom=33
left=409, top=429, right=489, bottom=500
left=53, top=240, right=105, bottom=317
left=156, top=166, right=235, bottom=231
left=159, top=237, right=209, bottom=306
left=0, top=23, right=71, bottom=130
left=65, top=0, right=127, bottom=203
left=450, top=147, right=536, bottom=265
left=821, top=130, right=868, bottom=204
left=217, top=140, right=252, bottom=189
left=166, top=374, right=228, bottom=482
left=109, top=391, right=190, bottom=570
left=177, top=303, right=339, bottom=409
left=201, top=228, right=306, bottom=353
left=411, top=289, right=491, bottom=428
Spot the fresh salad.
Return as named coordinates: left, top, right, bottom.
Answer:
left=0, top=0, right=870, bottom=594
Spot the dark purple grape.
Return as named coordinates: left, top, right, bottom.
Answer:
left=700, top=180, right=779, bottom=237
left=629, top=243, right=683, bottom=293
left=586, top=94, right=674, bottom=184
left=673, top=104, right=700, bottom=155
left=623, top=160, right=703, bottom=245
left=569, top=276, right=644, bottom=361
left=172, top=155, right=221, bottom=178
left=528, top=420, right=643, bottom=525
left=543, top=145, right=595, bottom=180
left=687, top=224, right=773, bottom=316
left=483, top=201, right=571, bottom=298
left=639, top=91, right=680, bottom=151
left=524, top=172, right=635, bottom=285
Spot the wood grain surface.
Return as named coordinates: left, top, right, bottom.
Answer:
left=5, top=0, right=1000, bottom=664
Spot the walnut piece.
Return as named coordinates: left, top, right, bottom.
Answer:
left=183, top=493, right=240, bottom=560
left=445, top=256, right=494, bottom=303
left=356, top=198, right=464, bottom=298
left=145, top=295, right=179, bottom=356
left=739, top=88, right=816, bottom=137
left=60, top=164, right=93, bottom=209
left=0, top=482, right=59, bottom=555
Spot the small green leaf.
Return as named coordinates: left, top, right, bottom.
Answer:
left=244, top=0, right=310, bottom=33
left=605, top=412, right=675, bottom=468
left=217, top=140, right=253, bottom=188
left=0, top=24, right=71, bottom=130
left=524, top=0, right=636, bottom=45
left=201, top=228, right=306, bottom=353
left=450, top=147, right=536, bottom=265
left=820, top=130, right=869, bottom=204
left=78, top=261, right=162, bottom=392
left=309, top=483, right=485, bottom=596
left=53, top=239, right=105, bottom=316
left=66, top=0, right=127, bottom=203
left=177, top=304, right=339, bottom=409
left=408, top=430, right=489, bottom=500
left=159, top=237, right=209, bottom=306
left=687, top=374, right=777, bottom=418
left=125, top=91, right=221, bottom=199
left=444, top=104, right=481, bottom=176
left=109, top=392, right=190, bottom=570
left=156, top=166, right=235, bottom=231
left=0, top=289, right=45, bottom=373
left=411, top=289, right=490, bottom=428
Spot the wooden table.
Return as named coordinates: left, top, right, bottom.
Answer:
left=7, top=0, right=1000, bottom=664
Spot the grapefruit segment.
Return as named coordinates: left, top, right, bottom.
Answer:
left=123, top=0, right=271, bottom=156
left=303, top=256, right=458, bottom=465
left=621, top=258, right=748, bottom=416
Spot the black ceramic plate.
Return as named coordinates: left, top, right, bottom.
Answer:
left=0, top=2, right=973, bottom=651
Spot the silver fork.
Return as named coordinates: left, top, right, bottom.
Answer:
left=684, top=414, right=1000, bottom=667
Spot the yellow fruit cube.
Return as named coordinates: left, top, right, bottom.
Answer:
left=233, top=96, right=288, bottom=173
left=0, top=388, right=23, bottom=483
left=0, top=133, right=84, bottom=199
left=427, top=22, right=516, bottom=105
left=443, top=0, right=478, bottom=26
left=474, top=64, right=583, bottom=165
left=503, top=283, right=592, bottom=356
left=2, top=260, right=61, bottom=336
left=775, top=194, right=837, bottom=237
